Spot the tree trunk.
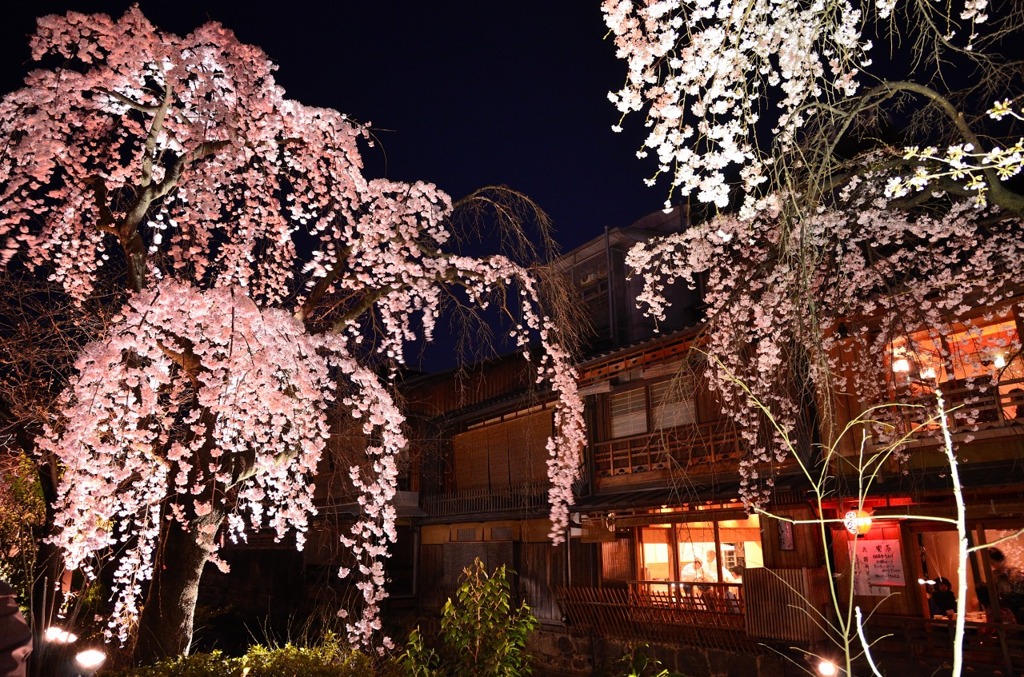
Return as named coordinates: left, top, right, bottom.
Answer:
left=134, top=512, right=222, bottom=664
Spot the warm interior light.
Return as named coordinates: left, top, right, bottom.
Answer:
left=817, top=659, right=839, bottom=677
left=994, top=354, right=1007, bottom=369
left=843, top=509, right=873, bottom=536
left=75, top=649, right=107, bottom=670
left=891, top=358, right=910, bottom=373
left=919, top=367, right=936, bottom=380
left=918, top=578, right=936, bottom=585
left=43, top=626, right=77, bottom=644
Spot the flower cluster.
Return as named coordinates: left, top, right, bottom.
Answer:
left=627, top=190, right=1023, bottom=506
left=602, top=0, right=991, bottom=211
left=602, top=0, right=871, bottom=210
left=886, top=101, right=1024, bottom=208
left=0, top=6, right=369, bottom=303
left=40, top=280, right=333, bottom=642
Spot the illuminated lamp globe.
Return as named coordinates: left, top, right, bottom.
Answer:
left=817, top=659, right=839, bottom=676
left=843, top=509, right=873, bottom=536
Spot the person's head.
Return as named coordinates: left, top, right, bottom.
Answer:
left=934, top=576, right=952, bottom=592
left=989, top=548, right=1007, bottom=569
left=706, top=549, right=717, bottom=563
left=693, top=559, right=703, bottom=569
left=729, top=565, right=744, bottom=580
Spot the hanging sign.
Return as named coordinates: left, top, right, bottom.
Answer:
left=848, top=539, right=905, bottom=595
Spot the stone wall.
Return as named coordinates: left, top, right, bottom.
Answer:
left=528, top=626, right=796, bottom=677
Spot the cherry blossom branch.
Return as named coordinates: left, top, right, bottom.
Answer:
left=95, top=87, right=163, bottom=114
left=140, top=78, right=172, bottom=189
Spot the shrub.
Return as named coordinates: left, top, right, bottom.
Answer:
left=105, top=633, right=374, bottom=676
left=611, top=643, right=685, bottom=677
left=401, top=557, right=538, bottom=677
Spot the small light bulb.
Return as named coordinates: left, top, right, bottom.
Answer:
left=994, top=355, right=1006, bottom=369
left=892, top=358, right=910, bottom=373
left=817, top=659, right=839, bottom=676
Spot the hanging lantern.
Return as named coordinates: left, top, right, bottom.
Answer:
left=843, top=509, right=873, bottom=536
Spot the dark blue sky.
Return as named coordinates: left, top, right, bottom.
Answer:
left=0, top=1, right=666, bottom=253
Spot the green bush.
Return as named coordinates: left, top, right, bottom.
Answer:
left=401, top=558, right=538, bottom=677
left=110, top=650, right=234, bottom=677
left=106, top=633, right=375, bottom=676
left=611, top=643, right=685, bottom=677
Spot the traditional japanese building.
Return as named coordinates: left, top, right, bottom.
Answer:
left=400, top=205, right=1024, bottom=675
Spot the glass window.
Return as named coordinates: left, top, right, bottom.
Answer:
left=610, top=388, right=648, bottom=438
left=890, top=317, right=1023, bottom=426
left=611, top=515, right=763, bottom=586
left=650, top=380, right=696, bottom=429
left=917, top=523, right=1024, bottom=622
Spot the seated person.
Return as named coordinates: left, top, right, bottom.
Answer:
left=928, top=577, right=957, bottom=617
left=977, top=586, right=1017, bottom=625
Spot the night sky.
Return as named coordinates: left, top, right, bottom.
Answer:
left=0, top=1, right=666, bottom=253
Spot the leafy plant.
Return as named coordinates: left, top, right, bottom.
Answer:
left=612, top=643, right=683, bottom=677
left=106, top=633, right=374, bottom=676
left=402, top=558, right=538, bottom=676
left=399, top=627, right=441, bottom=677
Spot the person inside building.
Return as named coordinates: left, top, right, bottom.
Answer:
left=1005, top=387, right=1024, bottom=420
left=928, top=577, right=957, bottom=618
left=0, top=580, right=32, bottom=677
left=724, top=566, right=744, bottom=613
left=989, top=547, right=1024, bottom=623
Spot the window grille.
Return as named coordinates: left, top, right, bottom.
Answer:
left=610, top=388, right=647, bottom=438
left=650, top=380, right=696, bottom=429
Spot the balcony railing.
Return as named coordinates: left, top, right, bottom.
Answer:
left=558, top=581, right=756, bottom=653
left=878, top=376, right=1024, bottom=452
left=592, top=421, right=742, bottom=480
left=559, top=584, right=1023, bottom=673
left=422, top=481, right=549, bottom=518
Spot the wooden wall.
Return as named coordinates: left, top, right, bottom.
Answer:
left=759, top=504, right=826, bottom=570
left=417, top=519, right=566, bottom=623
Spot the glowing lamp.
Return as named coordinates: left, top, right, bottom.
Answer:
left=817, top=659, right=839, bottom=676
left=891, top=358, right=910, bottom=373
left=843, top=509, right=873, bottom=536
left=75, top=649, right=107, bottom=671
left=994, top=354, right=1007, bottom=369
left=43, top=625, right=78, bottom=644
left=919, top=367, right=936, bottom=380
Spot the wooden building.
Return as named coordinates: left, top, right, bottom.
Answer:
left=401, top=208, right=1024, bottom=675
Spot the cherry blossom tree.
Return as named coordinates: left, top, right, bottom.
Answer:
left=601, top=0, right=1021, bottom=214
left=603, top=0, right=1024, bottom=501
left=0, top=8, right=585, bottom=660
left=609, top=9, right=1024, bottom=674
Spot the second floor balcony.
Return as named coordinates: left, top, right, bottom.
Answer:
left=592, top=420, right=743, bottom=487
left=421, top=481, right=550, bottom=519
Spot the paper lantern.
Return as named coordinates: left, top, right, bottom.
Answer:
left=843, top=509, right=872, bottom=536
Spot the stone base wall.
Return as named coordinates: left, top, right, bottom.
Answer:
left=527, top=626, right=794, bottom=677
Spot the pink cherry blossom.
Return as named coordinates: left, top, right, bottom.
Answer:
left=1, top=8, right=584, bottom=651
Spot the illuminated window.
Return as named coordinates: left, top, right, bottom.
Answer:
left=889, top=316, right=1023, bottom=424
left=615, top=515, right=763, bottom=586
